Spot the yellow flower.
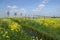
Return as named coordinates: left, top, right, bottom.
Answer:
left=44, top=23, right=48, bottom=27
left=9, top=22, right=21, bottom=32
left=2, top=34, right=5, bottom=37
left=6, top=36, right=9, bottom=38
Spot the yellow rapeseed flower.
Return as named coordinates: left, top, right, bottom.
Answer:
left=6, top=35, right=9, bottom=38
left=9, top=22, right=21, bottom=32
left=44, top=23, right=48, bottom=27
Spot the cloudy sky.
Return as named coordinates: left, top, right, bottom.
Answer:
left=0, top=0, right=60, bottom=17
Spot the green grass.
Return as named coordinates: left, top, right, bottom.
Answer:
left=0, top=18, right=60, bottom=40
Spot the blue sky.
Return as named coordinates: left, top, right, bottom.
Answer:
left=0, top=0, right=60, bottom=17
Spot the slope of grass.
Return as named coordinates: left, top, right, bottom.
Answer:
left=0, top=18, right=32, bottom=40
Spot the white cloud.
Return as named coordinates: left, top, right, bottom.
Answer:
left=7, top=5, right=18, bottom=9
left=32, top=0, right=49, bottom=13
left=7, top=5, right=28, bottom=17
left=42, top=0, right=49, bottom=4
left=7, top=5, right=27, bottom=13
left=38, top=4, right=45, bottom=7
left=32, top=4, right=45, bottom=12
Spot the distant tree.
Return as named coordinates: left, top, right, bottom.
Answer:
left=14, top=12, right=17, bottom=17
left=7, top=11, right=9, bottom=17
left=20, top=13, right=22, bottom=17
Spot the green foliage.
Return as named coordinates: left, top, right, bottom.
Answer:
left=0, top=18, right=60, bottom=40
left=0, top=18, right=32, bottom=40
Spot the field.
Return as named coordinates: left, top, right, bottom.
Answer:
left=0, top=17, right=60, bottom=40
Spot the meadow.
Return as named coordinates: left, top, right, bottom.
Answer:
left=0, top=17, right=60, bottom=40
